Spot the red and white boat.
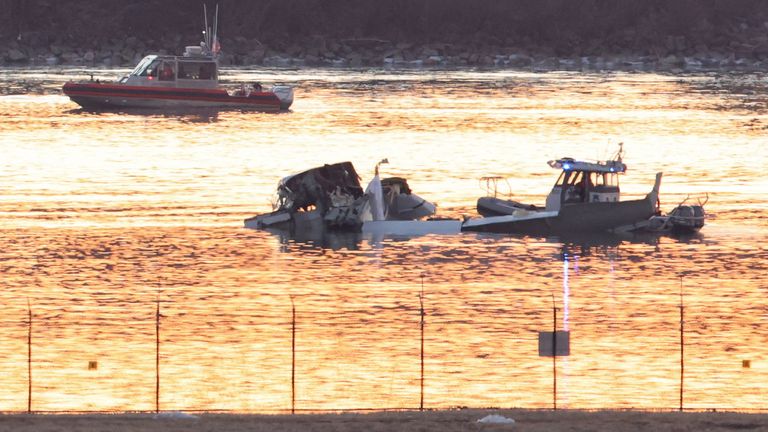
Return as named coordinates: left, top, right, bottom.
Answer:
left=63, top=6, right=293, bottom=112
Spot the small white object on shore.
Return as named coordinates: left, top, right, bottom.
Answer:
left=477, top=414, right=515, bottom=424
left=153, top=411, right=200, bottom=420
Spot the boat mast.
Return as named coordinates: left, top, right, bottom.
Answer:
left=203, top=4, right=210, bottom=48
left=212, top=4, right=220, bottom=58
left=202, top=3, right=220, bottom=58
left=213, top=4, right=219, bottom=46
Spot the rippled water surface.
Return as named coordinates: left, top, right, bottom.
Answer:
left=0, top=68, right=767, bottom=411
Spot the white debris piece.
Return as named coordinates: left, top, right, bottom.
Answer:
left=477, top=414, right=515, bottom=424
left=153, top=411, right=200, bottom=420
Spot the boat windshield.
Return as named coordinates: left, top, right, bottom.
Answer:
left=130, top=55, right=160, bottom=76
left=555, top=171, right=566, bottom=186
left=555, top=170, right=584, bottom=186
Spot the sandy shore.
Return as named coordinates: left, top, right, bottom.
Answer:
left=0, top=409, right=766, bottom=432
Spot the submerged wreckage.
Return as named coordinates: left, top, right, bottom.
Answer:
left=245, top=148, right=706, bottom=239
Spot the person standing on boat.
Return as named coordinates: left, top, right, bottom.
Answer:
left=160, top=63, right=175, bottom=81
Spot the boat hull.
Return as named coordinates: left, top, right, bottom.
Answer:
left=463, top=193, right=659, bottom=235
left=62, top=82, right=289, bottom=111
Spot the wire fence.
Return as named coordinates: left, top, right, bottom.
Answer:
left=1, top=283, right=767, bottom=413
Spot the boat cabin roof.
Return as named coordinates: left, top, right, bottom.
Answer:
left=129, top=54, right=218, bottom=78
left=548, top=157, right=626, bottom=174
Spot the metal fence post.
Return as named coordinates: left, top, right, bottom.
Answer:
left=419, top=277, right=425, bottom=411
left=156, top=297, right=160, bottom=413
left=552, top=293, right=557, bottom=411
left=27, top=298, right=32, bottom=413
left=679, top=276, right=684, bottom=412
left=291, top=296, right=296, bottom=415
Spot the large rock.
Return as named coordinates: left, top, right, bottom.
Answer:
left=263, top=56, right=291, bottom=67
left=659, top=54, right=683, bottom=68
left=303, top=54, right=320, bottom=66
left=231, top=36, right=250, bottom=55
left=8, top=48, right=27, bottom=62
left=110, top=38, right=125, bottom=52
left=421, top=47, right=439, bottom=57
left=111, top=54, right=123, bottom=66
left=753, top=41, right=768, bottom=57
left=309, top=35, right=327, bottom=54
left=348, top=54, right=363, bottom=68
left=533, top=57, right=558, bottom=70
left=287, top=45, right=302, bottom=56
left=248, top=47, right=266, bottom=64
left=61, top=51, right=82, bottom=64
left=121, top=47, right=135, bottom=61
left=125, top=36, right=139, bottom=48
left=380, top=48, right=399, bottom=59
left=327, top=41, right=342, bottom=54
left=479, top=55, right=494, bottom=66
left=424, top=55, right=443, bottom=66
left=508, top=53, right=532, bottom=67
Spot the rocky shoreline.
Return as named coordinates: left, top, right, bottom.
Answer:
left=1, top=410, right=767, bottom=432
left=4, top=0, right=768, bottom=75
left=3, top=33, right=768, bottom=73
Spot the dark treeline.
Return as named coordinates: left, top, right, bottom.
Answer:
left=2, top=0, right=768, bottom=60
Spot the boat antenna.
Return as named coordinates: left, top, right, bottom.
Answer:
left=614, top=142, right=624, bottom=163
left=203, top=3, right=209, bottom=48
left=214, top=4, right=219, bottom=43
left=212, top=3, right=221, bottom=57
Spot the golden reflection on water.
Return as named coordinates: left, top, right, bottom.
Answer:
left=0, top=69, right=767, bottom=411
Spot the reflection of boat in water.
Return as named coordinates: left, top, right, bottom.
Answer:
left=244, top=160, right=455, bottom=235
left=464, top=145, right=705, bottom=236
left=62, top=6, right=293, bottom=112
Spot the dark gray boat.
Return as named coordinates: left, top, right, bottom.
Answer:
left=463, top=146, right=665, bottom=235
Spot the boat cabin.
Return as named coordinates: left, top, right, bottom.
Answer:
left=544, top=158, right=626, bottom=211
left=119, top=46, right=218, bottom=89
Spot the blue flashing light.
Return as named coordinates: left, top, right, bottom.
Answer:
left=562, top=163, right=572, bottom=170
left=609, top=167, right=614, bottom=172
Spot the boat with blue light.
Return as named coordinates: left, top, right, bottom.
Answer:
left=463, top=145, right=673, bottom=235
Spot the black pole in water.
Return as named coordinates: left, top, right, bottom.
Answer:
left=552, top=293, right=557, bottom=410
left=419, top=273, right=425, bottom=411
left=27, top=298, right=32, bottom=413
left=291, top=296, right=296, bottom=415
left=156, top=297, right=160, bottom=413
left=679, top=276, right=684, bottom=412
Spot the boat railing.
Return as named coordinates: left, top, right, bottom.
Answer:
left=479, top=176, right=511, bottom=198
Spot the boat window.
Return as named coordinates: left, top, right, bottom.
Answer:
left=159, top=61, right=176, bottom=81
left=590, top=172, right=604, bottom=187
left=567, top=171, right=583, bottom=186
left=129, top=56, right=156, bottom=76
left=177, top=61, right=217, bottom=80
left=135, top=57, right=161, bottom=77
left=555, top=171, right=567, bottom=186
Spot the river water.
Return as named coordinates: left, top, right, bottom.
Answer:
left=0, top=68, right=767, bottom=412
